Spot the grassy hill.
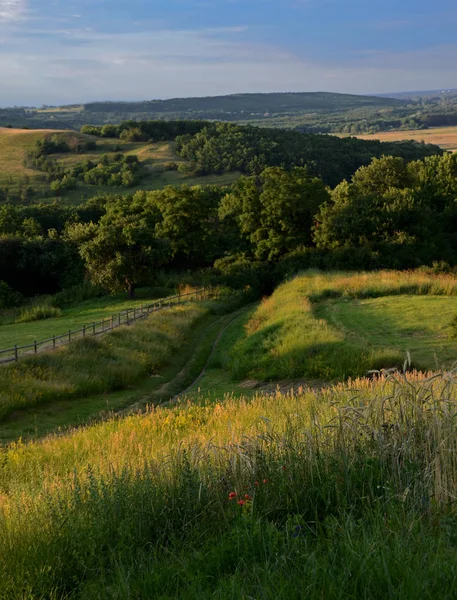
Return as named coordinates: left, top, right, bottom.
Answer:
left=0, top=127, right=239, bottom=204
left=0, top=128, right=91, bottom=193
left=3, top=271, right=457, bottom=597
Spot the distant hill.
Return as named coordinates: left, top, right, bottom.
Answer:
left=83, top=92, right=402, bottom=120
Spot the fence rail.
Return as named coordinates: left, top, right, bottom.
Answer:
left=0, top=287, right=215, bottom=365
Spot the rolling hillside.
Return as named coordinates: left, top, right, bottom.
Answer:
left=0, top=91, right=404, bottom=130
left=0, top=127, right=239, bottom=204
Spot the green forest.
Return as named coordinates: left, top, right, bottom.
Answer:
left=0, top=118, right=452, bottom=309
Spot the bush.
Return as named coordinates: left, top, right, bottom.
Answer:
left=16, top=304, right=62, bottom=323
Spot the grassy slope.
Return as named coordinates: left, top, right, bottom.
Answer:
left=0, top=287, right=177, bottom=350
left=2, top=372, right=457, bottom=598
left=0, top=306, right=238, bottom=445
left=226, top=271, right=457, bottom=383
left=0, top=129, right=240, bottom=204
left=0, top=302, right=210, bottom=422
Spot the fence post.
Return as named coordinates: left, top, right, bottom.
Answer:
left=126, top=311, right=129, bottom=325
left=93, top=322, right=96, bottom=336
left=119, top=314, right=121, bottom=327
left=34, top=341, right=37, bottom=354
left=110, top=316, right=114, bottom=330
left=68, top=330, right=71, bottom=343
left=53, top=335, right=56, bottom=349
left=14, top=345, right=18, bottom=362
left=83, top=325, right=86, bottom=338
left=134, top=308, right=137, bottom=321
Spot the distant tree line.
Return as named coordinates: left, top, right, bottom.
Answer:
left=81, top=121, right=209, bottom=142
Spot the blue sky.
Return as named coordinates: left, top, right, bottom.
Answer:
left=0, top=0, right=455, bottom=106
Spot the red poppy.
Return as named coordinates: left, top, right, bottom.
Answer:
left=245, top=494, right=252, bottom=500
left=238, top=500, right=246, bottom=506
left=263, top=479, right=268, bottom=484
left=254, top=481, right=259, bottom=486
left=228, top=492, right=237, bottom=500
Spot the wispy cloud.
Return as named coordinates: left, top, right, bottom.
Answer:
left=0, top=0, right=25, bottom=20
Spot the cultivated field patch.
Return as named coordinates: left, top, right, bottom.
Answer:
left=351, top=126, right=457, bottom=152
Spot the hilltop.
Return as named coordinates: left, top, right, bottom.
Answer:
left=82, top=91, right=402, bottom=119
left=0, top=91, right=403, bottom=131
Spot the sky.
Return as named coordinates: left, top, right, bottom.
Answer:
left=0, top=0, right=456, bottom=106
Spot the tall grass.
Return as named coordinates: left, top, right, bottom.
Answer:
left=2, top=372, right=457, bottom=597
left=0, top=303, right=208, bottom=420
left=15, top=304, right=62, bottom=323
left=226, top=270, right=457, bottom=382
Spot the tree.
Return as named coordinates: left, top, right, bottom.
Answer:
left=140, top=185, right=225, bottom=267
left=66, top=199, right=170, bottom=298
left=220, top=167, right=330, bottom=261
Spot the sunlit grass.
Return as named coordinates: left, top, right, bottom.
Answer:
left=2, top=372, right=457, bottom=597
left=227, top=270, right=457, bottom=382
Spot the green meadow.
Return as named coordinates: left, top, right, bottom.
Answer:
left=2, top=270, right=457, bottom=598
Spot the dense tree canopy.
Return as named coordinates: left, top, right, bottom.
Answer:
left=66, top=199, right=169, bottom=298
left=175, top=123, right=443, bottom=187
left=220, top=167, right=330, bottom=261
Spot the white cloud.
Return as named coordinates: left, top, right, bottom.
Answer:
left=0, top=19, right=456, bottom=105
left=0, top=0, right=25, bottom=20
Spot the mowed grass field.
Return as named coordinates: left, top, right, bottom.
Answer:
left=0, top=127, right=240, bottom=203
left=351, top=126, right=457, bottom=152
left=219, top=271, right=457, bottom=384
left=315, top=295, right=457, bottom=368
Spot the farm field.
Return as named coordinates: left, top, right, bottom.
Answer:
left=0, top=128, right=240, bottom=203
left=4, top=270, right=457, bottom=598
left=351, top=126, right=457, bottom=152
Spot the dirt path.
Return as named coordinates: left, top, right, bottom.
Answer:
left=169, top=307, right=249, bottom=404
left=127, top=306, right=250, bottom=413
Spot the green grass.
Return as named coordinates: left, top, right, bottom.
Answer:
left=3, top=372, right=457, bottom=597
left=0, top=287, right=173, bottom=350
left=4, top=271, right=457, bottom=597
left=183, top=305, right=259, bottom=402
left=0, top=306, right=234, bottom=444
left=316, top=295, right=457, bottom=369
left=0, top=302, right=209, bottom=421
left=225, top=270, right=457, bottom=383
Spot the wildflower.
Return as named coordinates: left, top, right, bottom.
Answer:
left=238, top=500, right=246, bottom=506
left=263, top=478, right=268, bottom=484
left=245, top=494, right=252, bottom=501
left=254, top=481, right=259, bottom=486
left=228, top=492, right=237, bottom=500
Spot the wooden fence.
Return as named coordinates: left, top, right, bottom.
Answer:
left=0, top=288, right=214, bottom=365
